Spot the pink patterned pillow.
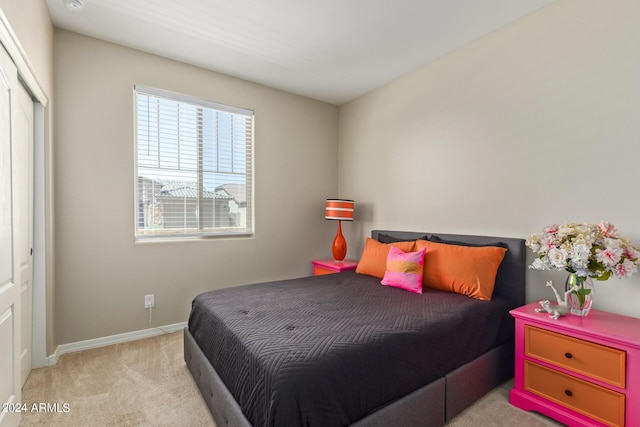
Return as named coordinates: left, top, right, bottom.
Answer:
left=381, top=246, right=427, bottom=294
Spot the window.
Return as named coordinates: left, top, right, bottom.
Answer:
left=134, top=86, right=253, bottom=239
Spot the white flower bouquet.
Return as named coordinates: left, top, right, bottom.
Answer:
left=526, top=221, right=640, bottom=280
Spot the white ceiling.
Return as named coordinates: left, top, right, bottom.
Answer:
left=47, top=0, right=554, bottom=105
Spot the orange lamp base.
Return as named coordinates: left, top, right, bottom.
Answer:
left=332, top=221, right=347, bottom=261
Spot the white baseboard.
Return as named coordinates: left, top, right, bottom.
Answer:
left=46, top=349, right=59, bottom=366
left=46, top=321, right=187, bottom=366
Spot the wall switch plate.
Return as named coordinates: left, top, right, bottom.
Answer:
left=144, top=294, right=155, bottom=308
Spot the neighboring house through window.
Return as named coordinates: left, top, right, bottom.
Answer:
left=134, top=86, right=253, bottom=239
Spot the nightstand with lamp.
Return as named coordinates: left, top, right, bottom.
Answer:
left=311, top=199, right=358, bottom=276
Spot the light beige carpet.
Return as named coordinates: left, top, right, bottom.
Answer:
left=20, top=331, right=563, bottom=426
left=20, top=330, right=214, bottom=426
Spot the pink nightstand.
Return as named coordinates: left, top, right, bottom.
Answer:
left=311, top=259, right=358, bottom=276
left=510, top=302, right=640, bottom=427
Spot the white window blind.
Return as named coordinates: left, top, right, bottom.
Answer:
left=134, top=86, right=253, bottom=239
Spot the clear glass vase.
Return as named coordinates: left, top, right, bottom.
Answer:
left=565, top=273, right=594, bottom=316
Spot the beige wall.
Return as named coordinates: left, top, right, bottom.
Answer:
left=54, top=30, right=338, bottom=344
left=0, top=0, right=56, bottom=354
left=339, top=0, right=640, bottom=318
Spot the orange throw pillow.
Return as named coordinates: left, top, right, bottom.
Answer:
left=356, top=238, right=416, bottom=279
left=415, top=240, right=507, bottom=300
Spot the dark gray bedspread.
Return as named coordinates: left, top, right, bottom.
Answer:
left=188, top=271, right=516, bottom=427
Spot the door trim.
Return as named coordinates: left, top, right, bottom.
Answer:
left=0, top=9, right=47, bottom=107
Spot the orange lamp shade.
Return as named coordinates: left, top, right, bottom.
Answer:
left=325, top=199, right=354, bottom=221
left=325, top=199, right=354, bottom=261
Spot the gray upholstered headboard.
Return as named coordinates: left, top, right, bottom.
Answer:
left=371, top=230, right=526, bottom=307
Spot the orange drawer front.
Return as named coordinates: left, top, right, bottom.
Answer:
left=313, top=266, right=335, bottom=276
left=524, top=361, right=625, bottom=427
left=525, top=325, right=626, bottom=388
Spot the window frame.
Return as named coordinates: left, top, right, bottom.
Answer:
left=133, top=85, right=254, bottom=241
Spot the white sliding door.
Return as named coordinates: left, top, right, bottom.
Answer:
left=15, top=77, right=33, bottom=386
left=0, top=44, right=21, bottom=427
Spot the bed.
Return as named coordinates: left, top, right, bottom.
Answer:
left=184, top=230, right=526, bottom=426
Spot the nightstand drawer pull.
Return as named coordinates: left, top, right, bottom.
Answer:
left=525, top=325, right=626, bottom=388
left=564, top=389, right=573, bottom=397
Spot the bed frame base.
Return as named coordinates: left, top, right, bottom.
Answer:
left=184, top=329, right=251, bottom=427
left=184, top=328, right=513, bottom=426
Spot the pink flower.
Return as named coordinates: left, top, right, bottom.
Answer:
left=542, top=237, right=556, bottom=252
left=598, top=221, right=618, bottom=238
left=596, top=247, right=623, bottom=267
left=615, top=259, right=638, bottom=278
left=624, top=247, right=640, bottom=262
left=544, top=225, right=559, bottom=234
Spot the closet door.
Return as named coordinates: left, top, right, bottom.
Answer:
left=0, top=45, right=21, bottom=427
left=15, top=76, right=33, bottom=387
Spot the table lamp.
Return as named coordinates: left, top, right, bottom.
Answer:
left=325, top=199, right=354, bottom=261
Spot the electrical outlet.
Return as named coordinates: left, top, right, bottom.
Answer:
left=144, top=294, right=155, bottom=309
